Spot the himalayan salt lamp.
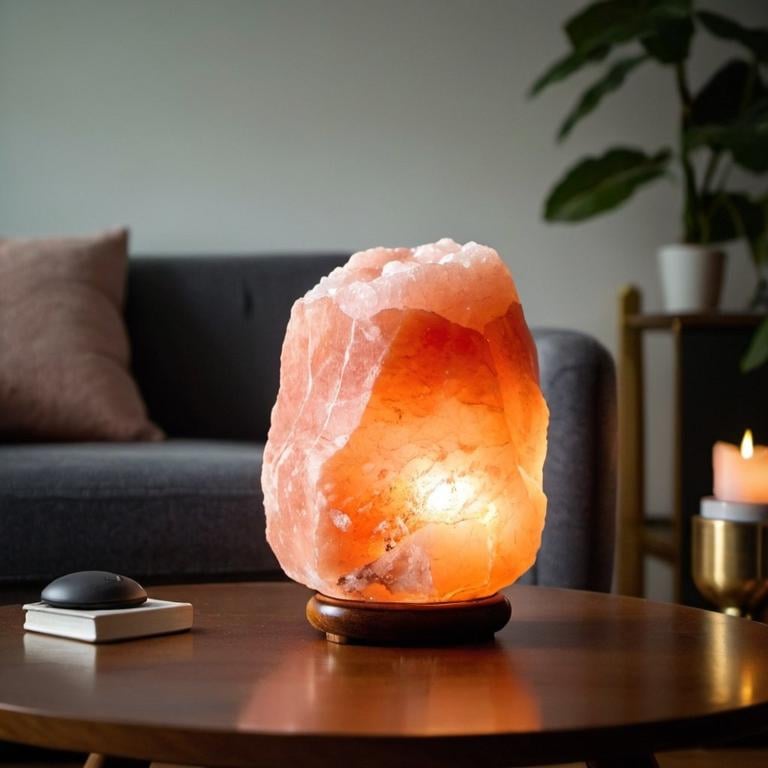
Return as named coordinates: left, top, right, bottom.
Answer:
left=262, top=239, right=548, bottom=641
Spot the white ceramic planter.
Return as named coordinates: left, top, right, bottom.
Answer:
left=657, top=244, right=724, bottom=313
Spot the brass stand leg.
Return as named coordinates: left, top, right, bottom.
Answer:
left=84, top=754, right=151, bottom=768
left=618, top=285, right=645, bottom=597
left=587, top=755, right=659, bottom=767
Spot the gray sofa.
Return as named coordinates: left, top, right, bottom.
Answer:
left=0, top=254, right=616, bottom=590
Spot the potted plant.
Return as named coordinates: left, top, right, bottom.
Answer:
left=529, top=0, right=768, bottom=315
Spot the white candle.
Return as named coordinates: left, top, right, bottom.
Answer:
left=713, top=430, right=768, bottom=504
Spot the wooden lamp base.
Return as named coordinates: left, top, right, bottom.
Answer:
left=306, top=592, right=511, bottom=646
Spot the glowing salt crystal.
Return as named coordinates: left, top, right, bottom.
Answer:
left=262, top=239, right=548, bottom=602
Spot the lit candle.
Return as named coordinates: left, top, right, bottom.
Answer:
left=713, top=430, right=768, bottom=504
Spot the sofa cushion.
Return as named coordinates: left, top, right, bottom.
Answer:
left=0, top=440, right=277, bottom=583
left=0, top=229, right=161, bottom=442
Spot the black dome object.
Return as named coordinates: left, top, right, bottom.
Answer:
left=41, top=571, right=147, bottom=610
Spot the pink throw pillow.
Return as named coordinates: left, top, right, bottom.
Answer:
left=0, top=229, right=163, bottom=441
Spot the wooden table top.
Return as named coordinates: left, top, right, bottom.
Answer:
left=2, top=582, right=768, bottom=767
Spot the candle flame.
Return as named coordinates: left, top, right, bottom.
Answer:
left=741, top=429, right=754, bottom=460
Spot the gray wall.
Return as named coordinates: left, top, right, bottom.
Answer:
left=2, top=0, right=766, bottom=599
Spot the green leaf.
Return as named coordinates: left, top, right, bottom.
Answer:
left=566, top=2, right=649, bottom=53
left=528, top=46, right=608, bottom=98
left=688, top=98, right=768, bottom=173
left=700, top=192, right=765, bottom=244
left=641, top=6, right=694, bottom=63
left=529, top=0, right=691, bottom=97
left=691, top=59, right=766, bottom=126
left=746, top=195, right=768, bottom=267
left=752, top=233, right=768, bottom=268
left=557, top=55, right=648, bottom=141
left=698, top=11, right=768, bottom=64
left=566, top=0, right=691, bottom=58
left=647, top=0, right=692, bottom=15
left=742, top=317, right=768, bottom=373
left=544, top=147, right=671, bottom=223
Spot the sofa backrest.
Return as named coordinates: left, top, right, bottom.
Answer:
left=126, top=254, right=348, bottom=442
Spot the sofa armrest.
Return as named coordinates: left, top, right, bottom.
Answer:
left=524, top=329, right=617, bottom=592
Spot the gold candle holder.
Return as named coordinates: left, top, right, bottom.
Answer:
left=692, top=515, right=768, bottom=619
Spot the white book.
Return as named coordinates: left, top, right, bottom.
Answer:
left=23, top=599, right=193, bottom=643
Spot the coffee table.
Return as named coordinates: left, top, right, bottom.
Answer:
left=1, top=582, right=768, bottom=768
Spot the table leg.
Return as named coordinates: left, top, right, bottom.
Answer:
left=84, top=753, right=151, bottom=768
left=587, top=755, right=659, bottom=768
